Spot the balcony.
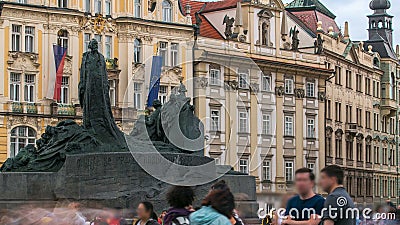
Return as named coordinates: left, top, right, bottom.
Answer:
left=381, top=98, right=397, bottom=117
left=345, top=123, right=358, bottom=135
left=51, top=103, right=76, bottom=116
left=8, top=102, right=38, bottom=114
left=346, top=159, right=354, bottom=167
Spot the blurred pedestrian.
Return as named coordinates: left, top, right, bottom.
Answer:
left=107, top=207, right=128, bottom=225
left=190, top=180, right=235, bottom=225
left=164, top=186, right=195, bottom=225
left=135, top=202, right=160, bottom=225
left=158, top=210, right=167, bottom=224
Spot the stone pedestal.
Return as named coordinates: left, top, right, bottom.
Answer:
left=0, top=152, right=258, bottom=218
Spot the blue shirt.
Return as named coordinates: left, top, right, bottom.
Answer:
left=285, top=194, right=325, bottom=221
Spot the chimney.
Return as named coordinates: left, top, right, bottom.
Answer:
left=396, top=45, right=399, bottom=57
left=281, top=11, right=288, bottom=41
left=344, top=21, right=350, bottom=40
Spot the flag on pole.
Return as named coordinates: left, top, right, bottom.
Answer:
left=51, top=45, right=67, bottom=101
left=147, top=56, right=163, bottom=107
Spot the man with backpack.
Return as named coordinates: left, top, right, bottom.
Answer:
left=163, top=186, right=195, bottom=225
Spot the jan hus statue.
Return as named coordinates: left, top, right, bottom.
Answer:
left=79, top=39, right=126, bottom=149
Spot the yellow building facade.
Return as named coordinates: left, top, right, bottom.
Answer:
left=0, top=0, right=194, bottom=163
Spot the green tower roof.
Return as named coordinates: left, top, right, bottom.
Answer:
left=286, top=0, right=336, bottom=19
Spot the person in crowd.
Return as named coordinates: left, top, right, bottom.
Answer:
left=282, top=168, right=325, bottom=225
left=163, top=186, right=195, bottom=225
left=107, top=207, right=128, bottom=225
left=158, top=210, right=167, bottom=224
left=231, top=209, right=244, bottom=225
left=190, top=180, right=235, bottom=225
left=319, top=165, right=356, bottom=225
left=135, top=201, right=161, bottom=225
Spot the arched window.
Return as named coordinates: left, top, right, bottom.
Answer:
left=134, top=39, right=142, bottom=63
left=10, top=126, right=36, bottom=157
left=162, top=0, right=172, bottom=22
left=57, top=29, right=69, bottom=50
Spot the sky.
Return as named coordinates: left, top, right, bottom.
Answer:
left=282, top=0, right=400, bottom=45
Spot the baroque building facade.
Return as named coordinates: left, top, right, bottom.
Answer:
left=183, top=0, right=331, bottom=207
left=286, top=0, right=399, bottom=206
left=0, top=0, right=194, bottom=163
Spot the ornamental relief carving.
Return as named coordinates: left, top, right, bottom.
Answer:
left=6, top=116, right=40, bottom=130
left=194, top=77, right=208, bottom=89
left=7, top=52, right=40, bottom=72
left=294, top=88, right=305, bottom=98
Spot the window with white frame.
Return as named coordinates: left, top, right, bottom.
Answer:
left=210, top=69, right=221, bottom=86
left=24, top=74, right=35, bottom=103
left=105, top=0, right=112, bottom=15
left=239, top=159, right=249, bottom=174
left=134, top=82, right=143, bottom=109
left=285, top=78, right=294, bottom=94
left=94, top=34, right=102, bottom=52
left=238, top=73, right=249, bottom=89
left=262, top=160, right=271, bottom=181
left=134, top=39, right=142, bottom=63
left=307, top=118, right=315, bottom=138
left=262, top=74, right=271, bottom=91
left=84, top=33, right=91, bottom=52
left=109, top=79, right=116, bottom=106
left=58, top=0, right=68, bottom=8
left=84, top=0, right=91, bottom=12
left=16, top=0, right=27, bottom=3
left=171, top=43, right=178, bottom=66
left=12, top=24, right=22, bottom=52
left=25, top=26, right=35, bottom=53
left=95, top=0, right=102, bottom=14
left=262, top=113, right=271, bottom=135
left=210, top=110, right=220, bottom=131
left=105, top=35, right=112, bottom=59
left=158, top=85, right=168, bottom=104
left=285, top=161, right=294, bottom=181
left=10, top=72, right=21, bottom=102
left=57, top=29, right=69, bottom=50
left=134, top=0, right=142, bottom=18
left=159, top=42, right=168, bottom=66
left=60, top=76, right=70, bottom=104
left=306, top=82, right=315, bottom=97
left=162, top=0, right=172, bottom=22
left=284, top=115, right=294, bottom=136
left=10, top=126, right=36, bottom=158
left=239, top=111, right=248, bottom=133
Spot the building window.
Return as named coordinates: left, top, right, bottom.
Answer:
left=134, top=83, right=143, bottom=109
left=109, top=79, right=116, bottom=106
left=158, top=85, right=168, bottom=104
left=210, top=110, right=220, bottom=131
left=238, top=73, right=249, bottom=89
left=84, top=34, right=91, bottom=52
left=209, top=69, right=221, bottom=86
left=365, top=77, right=371, bottom=95
left=239, top=111, right=248, bottom=133
left=307, top=163, right=315, bottom=172
left=84, top=0, right=91, bottom=12
left=12, top=24, right=22, bottom=52
left=285, top=161, right=294, bottom=182
left=373, top=113, right=379, bottom=131
left=356, top=74, right=362, bottom=92
left=57, top=29, right=69, bottom=50
left=134, top=0, right=142, bottom=18
left=326, top=99, right=332, bottom=119
left=335, top=102, right=342, bottom=122
left=335, top=66, right=342, bottom=85
left=346, top=105, right=352, bottom=123
left=262, top=114, right=271, bottom=135
left=366, top=111, right=371, bottom=129
left=335, top=131, right=343, bottom=158
left=95, top=0, right=102, bottom=14
left=262, top=160, right=271, bottom=181
left=10, top=126, right=36, bottom=158
left=356, top=108, right=362, bottom=127
left=365, top=142, right=372, bottom=163
left=134, top=39, right=142, bottom=63
left=171, top=43, right=178, bottom=66
left=58, top=0, right=68, bottom=8
left=105, top=35, right=112, bottom=59
left=24, top=26, right=35, bottom=53
left=10, top=72, right=21, bottom=102
left=16, top=0, right=27, bottom=3
left=374, top=146, right=380, bottom=164
left=346, top=139, right=353, bottom=160
left=326, top=135, right=332, bottom=157
left=345, top=70, right=352, bottom=89
left=284, top=78, right=294, bottom=94
left=159, top=42, right=168, bottom=66
left=60, top=76, right=70, bottom=104
left=239, top=159, right=249, bottom=174
left=261, top=74, right=271, bottom=91
left=306, top=82, right=315, bottom=97
left=284, top=115, right=294, bottom=136
left=94, top=34, right=102, bottom=52
left=105, top=0, right=112, bottom=15
left=162, top=0, right=172, bottom=22
left=24, top=74, right=35, bottom=103
left=307, top=118, right=315, bottom=138
left=356, top=141, right=363, bottom=162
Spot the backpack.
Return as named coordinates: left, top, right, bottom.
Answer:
left=171, top=216, right=190, bottom=225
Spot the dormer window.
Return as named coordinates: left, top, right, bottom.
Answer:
left=58, top=0, right=68, bottom=8
left=162, top=0, right=172, bottom=22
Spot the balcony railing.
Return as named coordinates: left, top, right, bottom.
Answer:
left=9, top=102, right=38, bottom=114
left=51, top=103, right=76, bottom=116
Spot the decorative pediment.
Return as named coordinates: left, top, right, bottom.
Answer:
left=7, top=52, right=40, bottom=72
left=132, top=63, right=145, bottom=81
left=257, top=9, right=274, bottom=19
left=160, top=67, right=182, bottom=84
